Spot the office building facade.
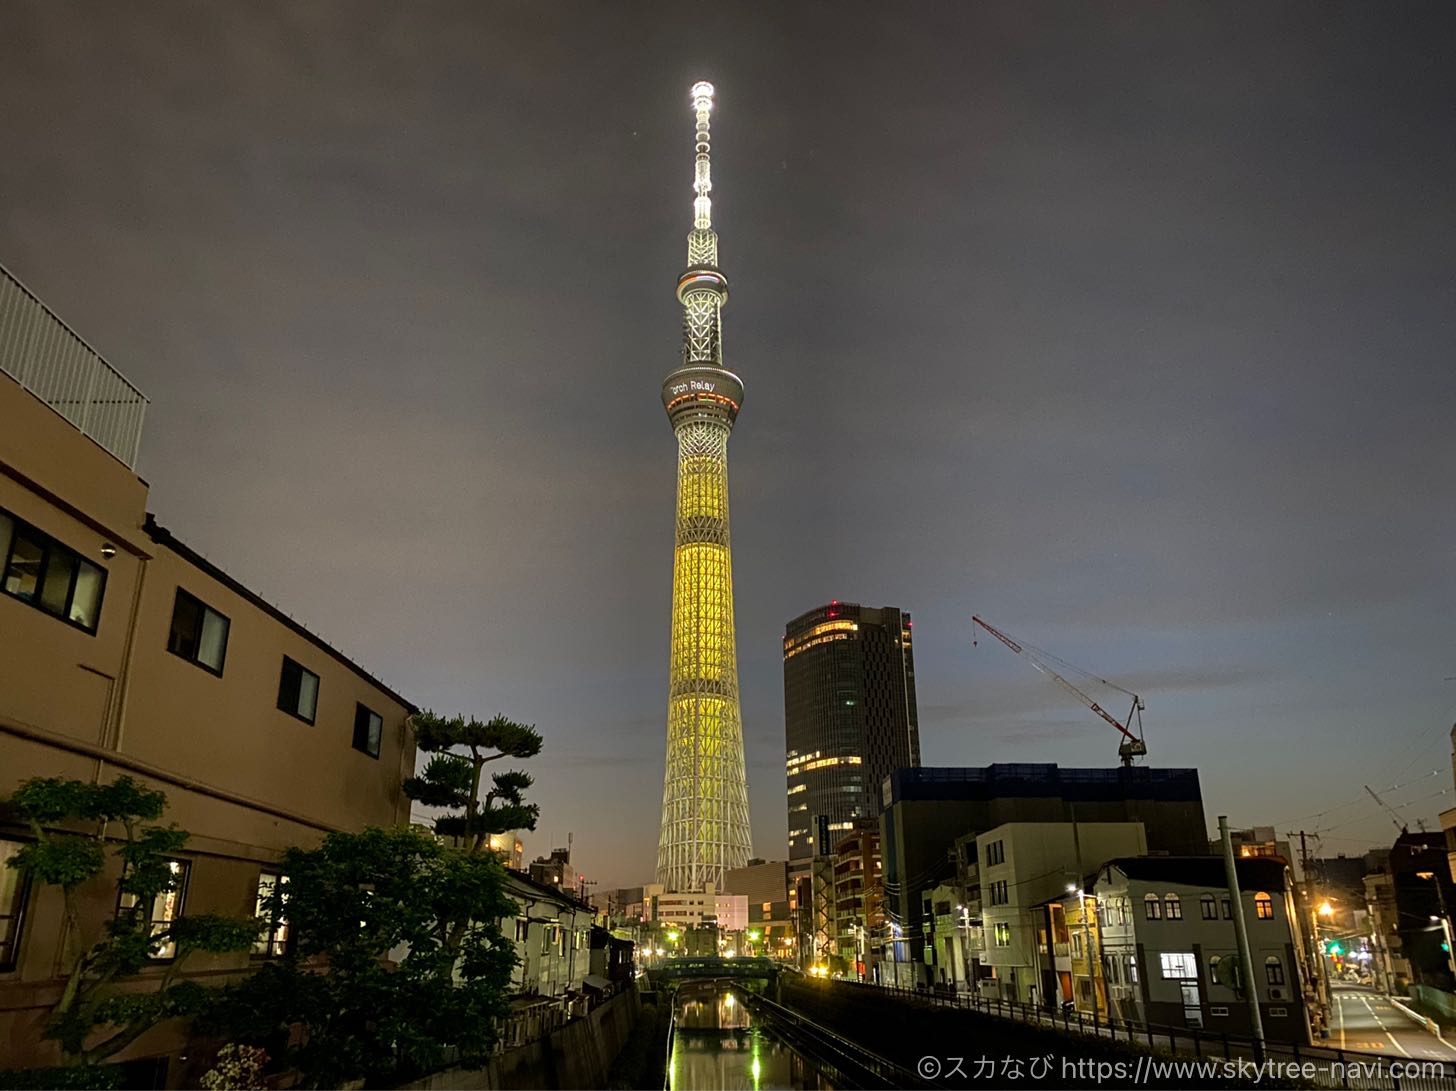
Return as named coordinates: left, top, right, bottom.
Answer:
left=783, top=602, right=919, bottom=869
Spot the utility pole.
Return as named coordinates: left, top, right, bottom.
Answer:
left=1416, top=871, right=1456, bottom=979
left=1291, top=828, right=1331, bottom=1033
left=1222, top=816, right=1266, bottom=1060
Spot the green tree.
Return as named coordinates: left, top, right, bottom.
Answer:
left=402, top=712, right=542, bottom=852
left=204, top=826, right=518, bottom=1088
left=3, top=776, right=257, bottom=1065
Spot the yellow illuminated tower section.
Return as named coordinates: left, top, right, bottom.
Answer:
left=656, top=82, right=752, bottom=892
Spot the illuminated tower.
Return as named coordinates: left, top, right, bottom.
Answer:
left=656, top=81, right=753, bottom=892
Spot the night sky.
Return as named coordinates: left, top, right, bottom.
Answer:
left=2, top=3, right=1453, bottom=887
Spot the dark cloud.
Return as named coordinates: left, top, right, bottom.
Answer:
left=2, top=1, right=1453, bottom=883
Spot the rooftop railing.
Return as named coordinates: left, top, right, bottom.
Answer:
left=0, top=263, right=148, bottom=469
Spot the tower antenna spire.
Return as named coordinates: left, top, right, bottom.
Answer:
left=691, top=81, right=714, bottom=230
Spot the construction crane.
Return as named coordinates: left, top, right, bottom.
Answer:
left=1364, top=784, right=1424, bottom=835
left=971, top=615, right=1148, bottom=766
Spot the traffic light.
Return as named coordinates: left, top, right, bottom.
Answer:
left=1324, top=940, right=1344, bottom=957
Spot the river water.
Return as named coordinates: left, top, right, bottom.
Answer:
left=667, top=986, right=833, bottom=1091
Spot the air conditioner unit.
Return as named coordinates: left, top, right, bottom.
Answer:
left=1269, top=987, right=1286, bottom=1001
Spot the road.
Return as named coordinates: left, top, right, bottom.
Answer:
left=1331, top=986, right=1456, bottom=1062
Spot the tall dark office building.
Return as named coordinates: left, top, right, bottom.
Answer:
left=783, top=602, right=920, bottom=870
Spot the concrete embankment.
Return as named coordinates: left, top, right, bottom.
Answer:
left=399, top=987, right=641, bottom=1091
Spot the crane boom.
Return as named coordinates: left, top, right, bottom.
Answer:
left=972, top=615, right=1148, bottom=765
left=1364, top=784, right=1412, bottom=835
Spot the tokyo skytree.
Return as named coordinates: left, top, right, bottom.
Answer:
left=655, top=82, right=753, bottom=892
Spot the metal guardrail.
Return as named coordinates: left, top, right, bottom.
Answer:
left=662, top=1006, right=676, bottom=1091
left=743, top=989, right=931, bottom=1089
left=0, top=263, right=148, bottom=468
left=831, top=980, right=1456, bottom=1090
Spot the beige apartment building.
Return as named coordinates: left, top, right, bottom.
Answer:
left=976, top=820, right=1148, bottom=1005
left=0, top=264, right=416, bottom=1082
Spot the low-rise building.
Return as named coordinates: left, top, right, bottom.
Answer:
left=1062, top=890, right=1107, bottom=1018
left=502, top=870, right=596, bottom=999
left=487, top=832, right=526, bottom=870
left=654, top=890, right=748, bottom=934
left=880, top=763, right=1207, bottom=986
left=1217, top=826, right=1303, bottom=883
left=1366, top=831, right=1456, bottom=996
left=975, top=821, right=1147, bottom=1006
left=921, top=881, right=979, bottom=990
left=832, top=823, right=882, bottom=979
left=723, top=859, right=795, bottom=959
left=1093, top=856, right=1312, bottom=1041
left=0, top=262, right=417, bottom=1079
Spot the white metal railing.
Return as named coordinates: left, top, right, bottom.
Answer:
left=0, top=263, right=148, bottom=469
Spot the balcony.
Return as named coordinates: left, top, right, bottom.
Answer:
left=0, top=263, right=148, bottom=469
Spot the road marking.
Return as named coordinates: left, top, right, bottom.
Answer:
left=1337, top=990, right=1347, bottom=1049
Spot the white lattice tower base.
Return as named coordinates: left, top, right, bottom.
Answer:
left=656, top=420, right=752, bottom=891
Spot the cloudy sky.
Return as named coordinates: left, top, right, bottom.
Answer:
left=2, top=2, right=1453, bottom=886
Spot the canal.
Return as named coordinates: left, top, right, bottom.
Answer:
left=667, top=984, right=834, bottom=1091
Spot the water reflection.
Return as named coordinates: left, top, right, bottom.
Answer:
left=669, top=986, right=832, bottom=1091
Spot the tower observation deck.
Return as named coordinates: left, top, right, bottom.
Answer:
left=656, top=81, right=753, bottom=892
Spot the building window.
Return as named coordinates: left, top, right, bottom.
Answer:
left=166, top=588, right=230, bottom=674
left=252, top=872, right=289, bottom=958
left=1201, top=894, right=1217, bottom=920
left=117, top=859, right=189, bottom=960
left=352, top=704, right=383, bottom=758
left=277, top=656, right=319, bottom=724
left=994, top=922, right=1011, bottom=947
left=1254, top=892, right=1274, bottom=920
left=1144, top=893, right=1162, bottom=920
left=515, top=918, right=529, bottom=942
left=1265, top=956, right=1285, bottom=985
left=989, top=880, right=1009, bottom=906
left=1164, top=894, right=1182, bottom=920
left=0, top=509, right=107, bottom=634
left=986, top=840, right=1005, bottom=867
left=1209, top=954, right=1223, bottom=983
left=1, top=839, right=32, bottom=972
left=1160, top=952, right=1198, bottom=979
left=1222, top=897, right=1232, bottom=919
left=1127, top=954, right=1139, bottom=984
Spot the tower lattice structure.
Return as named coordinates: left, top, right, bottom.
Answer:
left=656, top=82, right=753, bottom=892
